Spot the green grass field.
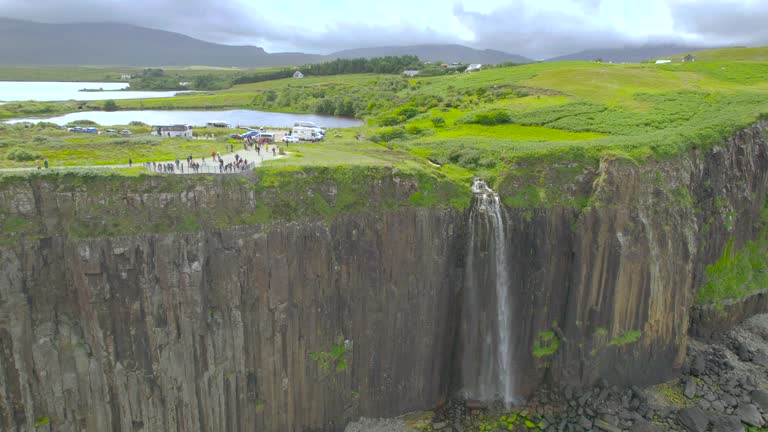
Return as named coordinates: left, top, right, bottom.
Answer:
left=4, top=46, right=768, bottom=181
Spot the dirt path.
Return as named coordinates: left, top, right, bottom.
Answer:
left=0, top=145, right=285, bottom=174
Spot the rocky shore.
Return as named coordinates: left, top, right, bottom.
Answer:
left=346, top=313, right=768, bottom=432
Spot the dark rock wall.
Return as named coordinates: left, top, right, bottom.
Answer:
left=1, top=122, right=768, bottom=431
left=0, top=210, right=464, bottom=432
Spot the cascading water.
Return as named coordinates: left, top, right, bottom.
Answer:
left=460, top=178, right=516, bottom=405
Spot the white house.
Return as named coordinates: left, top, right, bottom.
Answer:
left=466, top=64, right=483, bottom=72
left=151, top=125, right=193, bottom=138
left=402, top=70, right=420, bottom=77
left=293, top=71, right=304, bottom=78
left=655, top=60, right=672, bottom=64
left=120, top=74, right=132, bottom=79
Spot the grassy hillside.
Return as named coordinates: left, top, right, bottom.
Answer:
left=4, top=46, right=768, bottom=185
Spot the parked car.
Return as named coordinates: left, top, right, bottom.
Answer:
left=84, top=127, right=99, bottom=134
left=282, top=135, right=299, bottom=143
left=229, top=133, right=242, bottom=139
left=242, top=131, right=260, bottom=139
left=118, top=129, right=132, bottom=136
left=106, top=128, right=117, bottom=133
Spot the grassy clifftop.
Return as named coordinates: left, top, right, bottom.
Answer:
left=4, top=47, right=768, bottom=210
left=0, top=164, right=471, bottom=244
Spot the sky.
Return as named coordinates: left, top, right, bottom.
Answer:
left=0, top=0, right=766, bottom=59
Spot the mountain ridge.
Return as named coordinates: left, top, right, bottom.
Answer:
left=0, top=18, right=531, bottom=67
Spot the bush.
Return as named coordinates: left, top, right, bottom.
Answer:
left=430, top=116, right=446, bottom=127
left=32, top=135, right=48, bottom=143
left=35, top=122, right=59, bottom=129
left=369, top=127, right=406, bottom=142
left=474, top=110, right=512, bottom=125
left=128, top=121, right=147, bottom=126
left=67, top=120, right=98, bottom=127
left=7, top=148, right=42, bottom=161
left=103, top=99, right=119, bottom=111
left=378, top=115, right=403, bottom=126
left=405, top=124, right=425, bottom=135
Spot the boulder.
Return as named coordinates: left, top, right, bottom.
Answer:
left=691, top=355, right=706, bottom=376
left=684, top=378, right=697, bottom=399
left=629, top=420, right=661, bottom=432
left=677, top=407, right=710, bottom=432
left=751, top=389, right=768, bottom=411
left=710, top=415, right=745, bottom=432
left=736, top=404, right=764, bottom=427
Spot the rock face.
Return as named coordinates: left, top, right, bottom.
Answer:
left=0, top=208, right=465, bottom=431
left=1, top=121, right=768, bottom=431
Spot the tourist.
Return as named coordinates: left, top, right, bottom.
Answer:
left=36, top=159, right=41, bottom=170
left=128, top=158, right=132, bottom=167
left=272, top=147, right=276, bottom=156
left=43, top=159, right=49, bottom=169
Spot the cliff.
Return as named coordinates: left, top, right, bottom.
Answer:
left=1, top=122, right=768, bottom=431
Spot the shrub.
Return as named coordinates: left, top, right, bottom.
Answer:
left=103, top=99, right=119, bottom=111
left=405, top=124, right=425, bottom=135
left=128, top=121, right=147, bottom=126
left=66, top=119, right=98, bottom=127
left=474, top=110, right=512, bottom=125
left=369, top=127, right=406, bottom=142
left=32, top=135, right=48, bottom=143
left=35, top=122, right=59, bottom=129
left=7, top=148, right=42, bottom=161
left=430, top=116, right=446, bottom=127
left=378, top=115, right=402, bottom=126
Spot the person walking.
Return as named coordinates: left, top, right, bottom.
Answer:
left=128, top=158, right=133, bottom=167
left=43, top=159, right=49, bottom=169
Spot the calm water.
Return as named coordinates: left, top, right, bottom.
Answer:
left=0, top=81, right=187, bottom=102
left=5, top=109, right=363, bottom=128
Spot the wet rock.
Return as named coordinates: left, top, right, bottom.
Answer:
left=677, top=407, right=710, bottom=432
left=735, top=404, right=764, bottom=427
left=629, top=420, right=662, bottom=432
left=684, top=378, right=697, bottom=399
left=578, top=416, right=593, bottom=430
left=691, top=355, right=707, bottom=376
left=710, top=416, right=745, bottom=432
left=751, top=389, right=768, bottom=411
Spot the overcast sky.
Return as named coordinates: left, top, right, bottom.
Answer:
left=0, top=0, right=766, bottom=58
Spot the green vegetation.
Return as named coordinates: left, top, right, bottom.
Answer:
left=34, top=416, right=50, bottom=427
left=479, top=412, right=543, bottom=431
left=651, top=381, right=692, bottom=407
left=4, top=46, right=768, bottom=224
left=532, top=331, right=559, bottom=358
left=608, top=330, right=642, bottom=346
left=697, top=236, right=768, bottom=305
left=310, top=336, right=352, bottom=372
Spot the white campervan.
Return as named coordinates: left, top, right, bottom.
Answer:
left=292, top=126, right=323, bottom=142
left=294, top=121, right=325, bottom=136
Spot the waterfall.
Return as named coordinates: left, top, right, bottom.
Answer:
left=461, top=179, right=516, bottom=405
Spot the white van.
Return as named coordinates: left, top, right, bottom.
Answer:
left=292, top=126, right=323, bottom=142
left=294, top=121, right=325, bottom=136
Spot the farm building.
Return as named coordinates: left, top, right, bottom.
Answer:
left=683, top=54, right=696, bottom=62
left=466, top=64, right=483, bottom=72
left=293, top=71, right=304, bottom=78
left=402, top=70, right=420, bottom=77
left=151, top=124, right=193, bottom=138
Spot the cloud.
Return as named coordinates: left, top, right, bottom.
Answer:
left=0, top=0, right=765, bottom=57
left=452, top=1, right=640, bottom=59
left=669, top=0, right=768, bottom=45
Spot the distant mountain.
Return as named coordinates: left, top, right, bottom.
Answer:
left=546, top=45, right=714, bottom=63
left=0, top=18, right=325, bottom=67
left=330, top=44, right=532, bottom=64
